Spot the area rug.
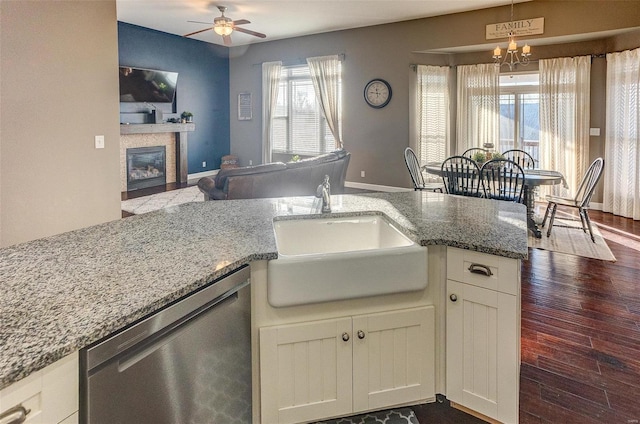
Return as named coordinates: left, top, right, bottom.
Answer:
left=528, top=218, right=616, bottom=262
left=121, top=185, right=203, bottom=214
left=315, top=408, right=419, bottom=424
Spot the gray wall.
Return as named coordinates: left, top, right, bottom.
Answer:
left=229, top=1, right=640, bottom=190
left=0, top=1, right=121, bottom=247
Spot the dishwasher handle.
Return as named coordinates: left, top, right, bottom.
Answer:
left=0, top=405, right=30, bottom=424
left=117, top=289, right=240, bottom=372
left=86, top=265, right=250, bottom=371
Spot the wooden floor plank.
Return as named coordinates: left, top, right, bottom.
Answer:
left=539, top=385, right=636, bottom=423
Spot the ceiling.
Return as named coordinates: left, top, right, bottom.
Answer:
left=116, top=0, right=528, bottom=47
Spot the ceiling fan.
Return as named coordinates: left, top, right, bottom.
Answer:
left=184, top=5, right=266, bottom=46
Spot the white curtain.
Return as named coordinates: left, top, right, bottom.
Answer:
left=603, top=48, right=640, bottom=220
left=307, top=55, right=343, bottom=149
left=261, top=61, right=282, bottom=164
left=539, top=56, right=591, bottom=196
left=415, top=65, right=450, bottom=167
left=456, top=63, right=500, bottom=154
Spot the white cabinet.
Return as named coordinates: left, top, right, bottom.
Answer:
left=260, top=307, right=435, bottom=424
left=0, top=352, right=78, bottom=424
left=446, top=247, right=520, bottom=424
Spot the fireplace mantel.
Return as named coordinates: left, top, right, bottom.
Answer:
left=119, top=123, right=195, bottom=135
left=120, top=123, right=195, bottom=185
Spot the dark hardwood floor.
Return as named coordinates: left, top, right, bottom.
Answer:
left=122, top=185, right=640, bottom=423
left=518, top=210, right=640, bottom=424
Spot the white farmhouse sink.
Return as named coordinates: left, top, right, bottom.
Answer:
left=267, top=215, right=428, bottom=307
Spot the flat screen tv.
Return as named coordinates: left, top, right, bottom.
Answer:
left=119, top=66, right=179, bottom=103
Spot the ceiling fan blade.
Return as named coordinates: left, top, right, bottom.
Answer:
left=232, top=19, right=250, bottom=26
left=223, top=34, right=232, bottom=46
left=187, top=20, right=214, bottom=25
left=234, top=27, right=266, bottom=38
left=183, top=27, right=212, bottom=37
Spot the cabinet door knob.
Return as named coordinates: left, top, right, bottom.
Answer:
left=342, top=332, right=350, bottom=342
left=450, top=293, right=458, bottom=302
left=357, top=330, right=365, bottom=339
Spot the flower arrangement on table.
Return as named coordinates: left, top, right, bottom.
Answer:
left=472, top=151, right=504, bottom=165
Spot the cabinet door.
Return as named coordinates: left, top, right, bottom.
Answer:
left=352, top=307, right=435, bottom=413
left=260, top=318, right=353, bottom=424
left=446, top=280, right=518, bottom=424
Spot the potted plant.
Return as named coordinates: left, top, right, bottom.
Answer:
left=181, top=111, right=194, bottom=123
left=472, top=151, right=486, bottom=164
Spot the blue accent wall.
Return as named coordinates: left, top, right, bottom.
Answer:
left=118, top=22, right=230, bottom=173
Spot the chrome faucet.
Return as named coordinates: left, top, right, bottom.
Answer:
left=316, top=174, right=331, bottom=213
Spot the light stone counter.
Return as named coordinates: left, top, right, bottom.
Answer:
left=0, top=191, right=527, bottom=390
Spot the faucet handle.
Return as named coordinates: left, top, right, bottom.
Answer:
left=316, top=175, right=330, bottom=198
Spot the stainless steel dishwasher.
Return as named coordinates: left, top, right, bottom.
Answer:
left=80, top=265, right=251, bottom=424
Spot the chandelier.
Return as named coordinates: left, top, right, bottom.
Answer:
left=492, top=0, right=531, bottom=71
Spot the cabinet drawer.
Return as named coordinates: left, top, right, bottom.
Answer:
left=447, top=247, right=519, bottom=295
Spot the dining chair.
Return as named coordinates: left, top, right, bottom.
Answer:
left=480, top=159, right=526, bottom=203
left=541, top=157, right=604, bottom=242
left=404, top=147, right=443, bottom=192
left=461, top=147, right=489, bottom=161
left=502, top=149, right=536, bottom=169
left=441, top=155, right=483, bottom=197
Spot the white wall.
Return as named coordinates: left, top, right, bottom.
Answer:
left=0, top=1, right=121, bottom=247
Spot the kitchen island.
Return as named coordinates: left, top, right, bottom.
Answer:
left=0, top=191, right=528, bottom=422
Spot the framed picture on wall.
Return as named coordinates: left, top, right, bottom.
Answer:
left=238, top=92, right=252, bottom=120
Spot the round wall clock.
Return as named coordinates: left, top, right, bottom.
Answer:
left=364, top=79, right=392, bottom=108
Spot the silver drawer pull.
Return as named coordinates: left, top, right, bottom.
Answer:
left=468, top=263, right=493, bottom=277
left=342, top=332, right=350, bottom=342
left=0, top=405, right=30, bottom=424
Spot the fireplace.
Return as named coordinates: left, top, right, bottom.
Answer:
left=126, top=146, right=166, bottom=190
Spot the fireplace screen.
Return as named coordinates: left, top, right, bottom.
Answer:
left=127, top=146, right=167, bottom=190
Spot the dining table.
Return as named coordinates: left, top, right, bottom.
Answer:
left=423, top=162, right=567, bottom=238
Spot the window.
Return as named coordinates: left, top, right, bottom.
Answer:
left=271, top=65, right=340, bottom=156
left=499, top=73, right=540, bottom=163
left=415, top=65, right=450, bottom=170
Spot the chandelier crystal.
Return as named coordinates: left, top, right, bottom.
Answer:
left=492, top=0, right=532, bottom=71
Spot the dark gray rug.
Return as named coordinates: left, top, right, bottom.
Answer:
left=315, top=408, right=419, bottom=424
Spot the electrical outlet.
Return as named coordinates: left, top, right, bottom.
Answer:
left=249, top=160, right=253, bottom=165
left=202, top=161, right=206, bottom=168
left=94, top=135, right=105, bottom=149
left=361, top=170, right=366, bottom=178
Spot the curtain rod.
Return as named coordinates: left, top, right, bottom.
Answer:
left=253, top=53, right=345, bottom=67
left=410, top=53, right=610, bottom=71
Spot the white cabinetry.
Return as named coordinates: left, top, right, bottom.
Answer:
left=260, top=307, right=435, bottom=424
left=446, top=248, right=520, bottom=424
left=0, top=352, right=78, bottom=424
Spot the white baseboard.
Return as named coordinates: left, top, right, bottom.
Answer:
left=590, top=202, right=603, bottom=211
left=188, top=169, right=218, bottom=184
left=345, top=181, right=411, bottom=193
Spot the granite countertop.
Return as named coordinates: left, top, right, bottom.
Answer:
left=0, top=191, right=527, bottom=390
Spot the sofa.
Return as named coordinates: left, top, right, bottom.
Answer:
left=198, top=150, right=351, bottom=200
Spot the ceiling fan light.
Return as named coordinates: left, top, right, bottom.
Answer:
left=214, top=24, right=233, bottom=36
